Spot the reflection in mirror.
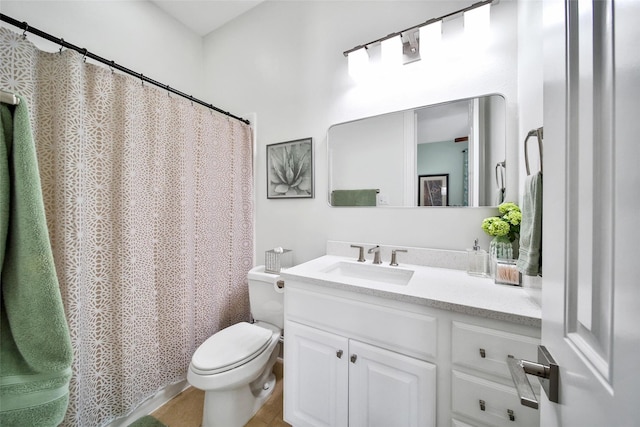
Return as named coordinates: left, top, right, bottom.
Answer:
left=328, top=95, right=506, bottom=207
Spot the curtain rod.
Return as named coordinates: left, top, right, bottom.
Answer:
left=0, top=13, right=250, bottom=125
left=343, top=0, right=495, bottom=57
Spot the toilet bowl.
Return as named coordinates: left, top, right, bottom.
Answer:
left=187, top=266, right=283, bottom=427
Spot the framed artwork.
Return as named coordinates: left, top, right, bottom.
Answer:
left=418, top=174, right=449, bottom=206
left=267, top=137, right=314, bottom=199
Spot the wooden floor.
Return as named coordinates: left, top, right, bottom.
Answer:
left=152, top=361, right=290, bottom=427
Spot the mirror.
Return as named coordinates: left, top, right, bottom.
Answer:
left=328, top=95, right=506, bottom=207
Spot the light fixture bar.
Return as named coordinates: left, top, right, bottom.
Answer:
left=342, top=0, right=495, bottom=57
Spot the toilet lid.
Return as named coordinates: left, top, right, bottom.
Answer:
left=191, top=322, right=273, bottom=374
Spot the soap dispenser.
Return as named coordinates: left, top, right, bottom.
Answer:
left=467, top=239, right=489, bottom=277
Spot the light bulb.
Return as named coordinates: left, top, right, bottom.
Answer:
left=419, top=20, right=442, bottom=57
left=347, top=48, right=369, bottom=81
left=381, top=35, right=403, bottom=71
left=464, top=4, right=491, bottom=37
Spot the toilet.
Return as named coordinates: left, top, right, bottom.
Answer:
left=187, top=265, right=284, bottom=427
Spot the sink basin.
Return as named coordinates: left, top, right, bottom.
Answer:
left=322, top=261, right=414, bottom=286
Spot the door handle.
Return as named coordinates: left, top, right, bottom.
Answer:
left=507, top=345, right=559, bottom=409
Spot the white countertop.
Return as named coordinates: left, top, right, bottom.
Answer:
left=280, top=255, right=542, bottom=327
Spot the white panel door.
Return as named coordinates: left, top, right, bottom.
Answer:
left=541, top=0, right=640, bottom=425
left=348, top=340, right=436, bottom=427
left=284, top=321, right=349, bottom=427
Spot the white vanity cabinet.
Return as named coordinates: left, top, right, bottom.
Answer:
left=281, top=257, right=541, bottom=427
left=285, top=320, right=436, bottom=427
left=284, top=283, right=437, bottom=427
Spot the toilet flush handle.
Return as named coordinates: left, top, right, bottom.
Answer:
left=276, top=280, right=284, bottom=289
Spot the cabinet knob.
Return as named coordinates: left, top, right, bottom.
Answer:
left=479, top=348, right=486, bottom=358
left=336, top=350, right=343, bottom=359
left=350, top=354, right=357, bottom=363
left=479, top=399, right=486, bottom=411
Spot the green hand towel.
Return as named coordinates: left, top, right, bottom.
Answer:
left=516, top=172, right=543, bottom=276
left=0, top=97, right=73, bottom=426
left=331, top=189, right=377, bottom=206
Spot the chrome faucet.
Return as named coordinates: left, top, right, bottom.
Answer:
left=368, top=245, right=382, bottom=264
left=390, top=249, right=408, bottom=266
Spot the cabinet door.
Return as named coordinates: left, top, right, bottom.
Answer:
left=284, top=321, right=349, bottom=427
left=348, top=340, right=436, bottom=427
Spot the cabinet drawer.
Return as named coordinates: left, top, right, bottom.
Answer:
left=286, top=286, right=437, bottom=360
left=451, top=322, right=539, bottom=379
left=451, top=370, right=539, bottom=427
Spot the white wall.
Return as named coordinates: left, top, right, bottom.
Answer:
left=517, top=0, right=544, bottom=198
left=1, top=1, right=205, bottom=99
left=203, top=0, right=521, bottom=264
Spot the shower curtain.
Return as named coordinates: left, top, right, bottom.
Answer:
left=0, top=28, right=254, bottom=426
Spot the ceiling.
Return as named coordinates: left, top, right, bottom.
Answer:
left=149, top=0, right=265, bottom=36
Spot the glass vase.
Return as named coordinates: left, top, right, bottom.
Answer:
left=489, top=235, right=513, bottom=278
left=490, top=235, right=514, bottom=260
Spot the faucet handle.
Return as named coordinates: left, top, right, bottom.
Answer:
left=390, top=249, right=408, bottom=266
left=350, top=245, right=366, bottom=262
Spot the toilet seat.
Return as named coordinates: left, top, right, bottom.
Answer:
left=191, top=322, right=273, bottom=375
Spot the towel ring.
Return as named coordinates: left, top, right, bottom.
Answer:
left=524, top=127, right=543, bottom=175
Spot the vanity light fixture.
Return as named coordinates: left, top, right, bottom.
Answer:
left=344, top=0, right=495, bottom=75
left=402, top=30, right=421, bottom=64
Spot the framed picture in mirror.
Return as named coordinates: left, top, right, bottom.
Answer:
left=267, top=137, right=314, bottom=199
left=418, top=174, right=448, bottom=206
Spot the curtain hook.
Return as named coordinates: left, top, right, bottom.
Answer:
left=58, top=38, right=64, bottom=54
left=166, top=85, right=171, bottom=97
left=21, top=22, right=29, bottom=39
left=82, top=48, right=88, bottom=63
left=190, top=96, right=194, bottom=107
left=109, top=60, right=115, bottom=74
left=140, top=74, right=144, bottom=86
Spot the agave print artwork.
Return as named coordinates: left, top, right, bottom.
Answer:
left=267, top=138, right=314, bottom=198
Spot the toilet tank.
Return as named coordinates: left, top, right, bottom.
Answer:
left=248, top=265, right=284, bottom=329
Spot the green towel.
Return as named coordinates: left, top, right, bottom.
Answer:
left=331, top=189, right=377, bottom=206
left=0, top=97, right=73, bottom=426
left=516, top=172, right=543, bottom=276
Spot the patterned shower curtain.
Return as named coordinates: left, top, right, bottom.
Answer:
left=0, top=28, right=254, bottom=426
